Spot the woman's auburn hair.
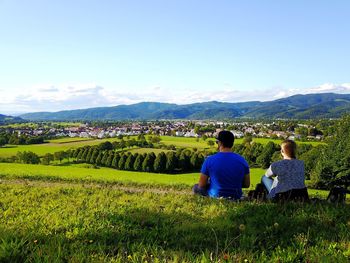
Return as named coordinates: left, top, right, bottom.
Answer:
left=281, top=139, right=297, bottom=159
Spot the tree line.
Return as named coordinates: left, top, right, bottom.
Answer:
left=0, top=133, right=45, bottom=146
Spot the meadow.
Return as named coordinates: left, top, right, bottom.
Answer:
left=0, top=172, right=349, bottom=262
left=0, top=135, right=343, bottom=261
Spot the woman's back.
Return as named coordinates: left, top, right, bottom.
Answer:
left=267, top=159, right=305, bottom=198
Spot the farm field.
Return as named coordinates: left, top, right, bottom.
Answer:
left=0, top=173, right=349, bottom=261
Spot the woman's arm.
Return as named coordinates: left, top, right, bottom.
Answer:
left=265, top=165, right=274, bottom=177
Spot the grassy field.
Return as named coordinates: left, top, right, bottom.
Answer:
left=0, top=135, right=325, bottom=158
left=0, top=138, right=122, bottom=158
left=0, top=176, right=349, bottom=262
left=47, top=137, right=94, bottom=143
left=0, top=163, right=259, bottom=189
left=0, top=163, right=331, bottom=198
left=126, top=148, right=172, bottom=154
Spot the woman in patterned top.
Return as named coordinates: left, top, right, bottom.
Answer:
left=261, top=139, right=306, bottom=199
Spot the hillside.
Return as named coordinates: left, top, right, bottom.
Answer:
left=1, top=172, right=349, bottom=262
left=18, top=93, right=350, bottom=120
left=0, top=114, right=24, bottom=124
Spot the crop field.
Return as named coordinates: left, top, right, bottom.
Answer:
left=0, top=170, right=349, bottom=262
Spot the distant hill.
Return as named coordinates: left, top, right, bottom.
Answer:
left=0, top=114, right=24, bottom=124
left=19, top=93, right=350, bottom=121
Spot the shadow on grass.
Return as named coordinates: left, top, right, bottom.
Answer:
left=3, top=201, right=349, bottom=262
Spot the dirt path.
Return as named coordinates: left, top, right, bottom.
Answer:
left=0, top=178, right=192, bottom=195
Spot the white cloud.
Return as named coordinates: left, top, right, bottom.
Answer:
left=0, top=82, right=349, bottom=114
left=304, top=83, right=350, bottom=94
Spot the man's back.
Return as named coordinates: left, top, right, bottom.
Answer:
left=201, top=152, right=249, bottom=199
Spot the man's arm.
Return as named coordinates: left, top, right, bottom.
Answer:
left=198, top=173, right=209, bottom=188
left=242, top=173, right=250, bottom=188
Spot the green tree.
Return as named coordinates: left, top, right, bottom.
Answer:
left=133, top=153, right=144, bottom=171
left=153, top=152, right=167, bottom=173
left=179, top=151, right=191, bottom=172
left=125, top=154, right=135, bottom=171
left=300, top=145, right=326, bottom=180
left=243, top=134, right=253, bottom=145
left=0, top=136, right=7, bottom=147
left=118, top=154, right=127, bottom=170
left=98, top=141, right=113, bottom=151
left=89, top=149, right=99, bottom=164
left=105, top=152, right=114, bottom=167
left=190, top=153, right=202, bottom=170
left=8, top=134, right=19, bottom=145
left=101, top=151, right=110, bottom=166
left=256, top=141, right=277, bottom=169
left=73, top=148, right=81, bottom=158
left=41, top=153, right=54, bottom=165
left=150, top=135, right=161, bottom=144
left=111, top=153, right=120, bottom=169
left=119, top=139, right=126, bottom=150
left=95, top=152, right=103, bottom=166
left=76, top=148, right=84, bottom=161
left=54, top=151, right=67, bottom=163
left=85, top=148, right=93, bottom=163
left=142, top=152, right=156, bottom=172
left=16, top=151, right=40, bottom=164
left=165, top=152, right=177, bottom=173
left=311, top=115, right=350, bottom=188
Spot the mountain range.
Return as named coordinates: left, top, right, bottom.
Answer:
left=15, top=93, right=350, bottom=121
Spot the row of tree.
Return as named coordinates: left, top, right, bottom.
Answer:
left=70, top=147, right=205, bottom=173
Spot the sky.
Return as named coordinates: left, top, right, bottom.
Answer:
left=0, top=0, right=350, bottom=114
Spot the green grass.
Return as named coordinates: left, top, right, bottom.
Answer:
left=0, top=163, right=262, bottom=189
left=159, top=136, right=214, bottom=149
left=48, top=137, right=94, bottom=143
left=127, top=148, right=172, bottom=154
left=0, top=138, right=122, bottom=158
left=0, top=163, right=331, bottom=198
left=0, top=180, right=349, bottom=262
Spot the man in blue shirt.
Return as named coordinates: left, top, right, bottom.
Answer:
left=193, top=130, right=250, bottom=199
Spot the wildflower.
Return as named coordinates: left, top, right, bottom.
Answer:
left=33, top=240, right=38, bottom=244
left=274, top=222, right=279, bottom=228
left=128, top=255, right=132, bottom=260
left=239, top=224, right=246, bottom=231
left=244, top=259, right=249, bottom=262
left=223, top=254, right=229, bottom=260
left=89, top=240, right=93, bottom=243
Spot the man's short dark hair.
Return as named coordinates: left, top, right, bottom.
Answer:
left=217, top=130, right=235, bottom=148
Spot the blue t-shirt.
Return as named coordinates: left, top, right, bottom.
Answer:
left=200, top=152, right=250, bottom=199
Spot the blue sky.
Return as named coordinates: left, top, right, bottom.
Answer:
left=0, top=0, right=350, bottom=113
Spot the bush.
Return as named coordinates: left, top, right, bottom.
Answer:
left=311, top=115, right=350, bottom=188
